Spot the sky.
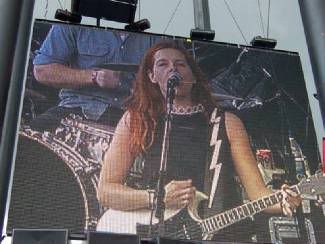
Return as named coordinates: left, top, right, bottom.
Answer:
left=32, top=0, right=323, bottom=149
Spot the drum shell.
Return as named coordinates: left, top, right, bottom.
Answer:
left=6, top=121, right=115, bottom=236
left=7, top=134, right=92, bottom=235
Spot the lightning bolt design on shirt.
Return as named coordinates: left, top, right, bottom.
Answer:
left=208, top=108, right=223, bottom=208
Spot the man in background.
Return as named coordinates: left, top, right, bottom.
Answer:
left=32, top=23, right=161, bottom=129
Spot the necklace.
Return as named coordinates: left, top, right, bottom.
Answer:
left=171, top=103, right=205, bottom=115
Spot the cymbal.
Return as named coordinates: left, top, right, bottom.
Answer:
left=212, top=93, right=244, bottom=101
left=97, top=63, right=139, bottom=73
left=24, top=88, right=46, bottom=100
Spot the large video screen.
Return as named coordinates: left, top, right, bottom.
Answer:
left=7, top=20, right=323, bottom=243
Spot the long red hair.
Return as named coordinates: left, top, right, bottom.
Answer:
left=125, top=41, right=215, bottom=154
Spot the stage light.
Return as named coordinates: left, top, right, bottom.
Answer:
left=12, top=229, right=68, bottom=244
left=73, top=0, right=137, bottom=23
left=190, top=28, right=215, bottom=41
left=55, top=0, right=138, bottom=25
left=54, top=9, right=82, bottom=23
left=250, top=36, right=277, bottom=49
left=125, top=19, right=151, bottom=32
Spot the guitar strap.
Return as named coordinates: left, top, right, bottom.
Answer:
left=204, top=107, right=223, bottom=209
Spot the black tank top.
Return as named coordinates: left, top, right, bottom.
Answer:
left=125, top=110, right=252, bottom=241
left=142, top=112, right=209, bottom=192
left=126, top=110, right=242, bottom=214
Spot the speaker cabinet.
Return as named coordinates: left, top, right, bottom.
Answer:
left=12, top=229, right=68, bottom=244
left=88, top=231, right=140, bottom=244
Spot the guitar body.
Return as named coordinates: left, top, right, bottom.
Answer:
left=96, top=207, right=182, bottom=234
left=96, top=174, right=325, bottom=241
left=96, top=191, right=210, bottom=240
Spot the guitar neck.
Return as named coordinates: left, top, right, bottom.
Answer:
left=201, top=185, right=299, bottom=234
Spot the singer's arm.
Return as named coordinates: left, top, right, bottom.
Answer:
left=97, top=112, right=150, bottom=210
left=97, top=112, right=195, bottom=211
left=225, top=112, right=301, bottom=214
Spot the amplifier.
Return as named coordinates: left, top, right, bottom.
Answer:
left=269, top=216, right=316, bottom=244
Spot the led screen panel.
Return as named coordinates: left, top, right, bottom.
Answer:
left=6, top=20, right=323, bottom=243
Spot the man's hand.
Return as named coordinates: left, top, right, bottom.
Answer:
left=94, top=69, right=120, bottom=88
left=164, top=179, right=196, bottom=209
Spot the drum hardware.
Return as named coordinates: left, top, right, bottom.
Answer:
left=321, top=203, right=325, bottom=217
left=302, top=200, right=311, bottom=214
left=256, top=149, right=275, bottom=170
left=300, top=192, right=324, bottom=215
left=256, top=149, right=285, bottom=187
left=303, top=158, right=312, bottom=178
left=269, top=216, right=316, bottom=244
left=257, top=164, right=286, bottom=187
left=25, top=88, right=47, bottom=100
left=288, top=136, right=314, bottom=215
left=56, top=114, right=114, bottom=165
left=289, top=136, right=311, bottom=181
left=211, top=93, right=243, bottom=102
left=316, top=194, right=325, bottom=217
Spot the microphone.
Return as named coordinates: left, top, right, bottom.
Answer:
left=167, top=72, right=182, bottom=89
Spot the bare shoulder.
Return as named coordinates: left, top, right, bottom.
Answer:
left=224, top=111, right=247, bottom=140
left=116, top=111, right=131, bottom=129
left=104, top=111, right=133, bottom=161
left=224, top=111, right=244, bottom=128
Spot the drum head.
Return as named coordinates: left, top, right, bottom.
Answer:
left=7, top=135, right=87, bottom=235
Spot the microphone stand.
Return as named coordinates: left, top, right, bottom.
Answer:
left=153, top=80, right=177, bottom=237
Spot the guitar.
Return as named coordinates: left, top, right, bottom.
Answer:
left=96, top=173, right=325, bottom=240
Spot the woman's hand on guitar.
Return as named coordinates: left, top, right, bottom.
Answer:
left=280, top=184, right=302, bottom=217
left=164, top=179, right=196, bottom=209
